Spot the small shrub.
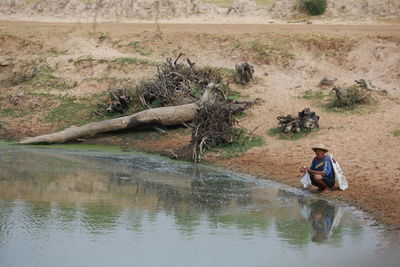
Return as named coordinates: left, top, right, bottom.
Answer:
left=304, top=0, right=327, bottom=16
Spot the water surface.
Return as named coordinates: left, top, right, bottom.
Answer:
left=0, top=144, right=390, bottom=267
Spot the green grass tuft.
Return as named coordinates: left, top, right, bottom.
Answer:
left=207, top=130, right=264, bottom=158
left=127, top=41, right=152, bottom=56
left=110, top=57, right=150, bottom=65
left=219, top=67, right=236, bottom=78
left=45, top=99, right=87, bottom=125
left=268, top=126, right=319, bottom=140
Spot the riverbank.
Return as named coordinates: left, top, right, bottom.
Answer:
left=1, top=20, right=399, bottom=242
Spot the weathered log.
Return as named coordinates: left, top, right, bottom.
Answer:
left=19, top=103, right=197, bottom=144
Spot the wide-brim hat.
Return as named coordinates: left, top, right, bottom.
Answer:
left=312, top=144, right=328, bottom=152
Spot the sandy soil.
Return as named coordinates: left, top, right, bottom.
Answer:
left=1, top=20, right=400, bottom=239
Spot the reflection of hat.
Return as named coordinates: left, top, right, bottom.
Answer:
left=312, top=144, right=328, bottom=152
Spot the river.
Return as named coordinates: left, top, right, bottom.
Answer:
left=0, top=142, right=394, bottom=267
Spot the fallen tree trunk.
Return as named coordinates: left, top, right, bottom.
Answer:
left=19, top=103, right=196, bottom=144
left=19, top=83, right=259, bottom=145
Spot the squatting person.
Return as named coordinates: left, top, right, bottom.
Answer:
left=300, top=144, right=335, bottom=193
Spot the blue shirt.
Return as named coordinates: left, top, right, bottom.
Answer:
left=310, top=155, right=334, bottom=178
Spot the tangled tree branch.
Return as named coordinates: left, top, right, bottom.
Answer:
left=137, top=53, right=223, bottom=107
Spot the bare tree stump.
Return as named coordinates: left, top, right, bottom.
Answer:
left=277, top=108, right=319, bottom=133
left=235, top=62, right=254, bottom=85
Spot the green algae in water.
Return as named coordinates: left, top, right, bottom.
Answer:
left=28, top=143, right=130, bottom=154
left=0, top=139, right=16, bottom=146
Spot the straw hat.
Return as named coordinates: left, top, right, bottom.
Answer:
left=312, top=144, right=329, bottom=152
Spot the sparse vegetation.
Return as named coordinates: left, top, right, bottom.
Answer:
left=394, top=130, right=400, bottom=137
left=226, top=90, right=242, bottom=101
left=42, top=93, right=138, bottom=130
left=218, top=67, right=236, bottom=78
left=206, top=129, right=264, bottom=158
left=127, top=41, right=153, bottom=56
left=110, top=57, right=150, bottom=66
left=46, top=48, right=68, bottom=56
left=248, top=37, right=295, bottom=66
left=268, top=126, right=319, bottom=140
left=45, top=100, right=87, bottom=125
left=74, top=56, right=151, bottom=67
left=8, top=64, right=75, bottom=91
left=8, top=64, right=39, bottom=86
left=299, top=88, right=377, bottom=114
left=295, top=33, right=356, bottom=62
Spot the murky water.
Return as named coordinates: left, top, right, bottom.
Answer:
left=0, top=143, right=393, bottom=267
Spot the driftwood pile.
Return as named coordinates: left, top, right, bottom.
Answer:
left=137, top=53, right=223, bottom=108
left=191, top=84, right=236, bottom=162
left=177, top=83, right=253, bottom=162
left=235, top=62, right=254, bottom=85
left=332, top=79, right=378, bottom=106
left=277, top=108, right=320, bottom=133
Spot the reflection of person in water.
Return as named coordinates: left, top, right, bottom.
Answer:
left=308, top=201, right=335, bottom=242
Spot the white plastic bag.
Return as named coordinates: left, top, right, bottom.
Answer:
left=329, top=154, right=348, bottom=190
left=300, top=171, right=312, bottom=188
left=328, top=206, right=345, bottom=237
